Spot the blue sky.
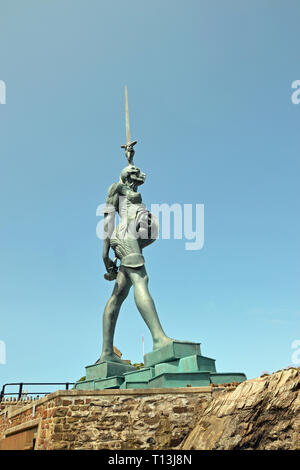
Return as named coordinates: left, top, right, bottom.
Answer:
left=0, top=0, right=299, bottom=391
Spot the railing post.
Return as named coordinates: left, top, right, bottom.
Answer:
left=0, top=382, right=74, bottom=401
left=18, top=383, right=23, bottom=400
left=0, top=385, right=5, bottom=402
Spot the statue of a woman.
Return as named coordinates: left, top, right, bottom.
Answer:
left=98, top=144, right=173, bottom=364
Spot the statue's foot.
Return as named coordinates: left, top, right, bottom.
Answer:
left=96, top=352, right=129, bottom=365
left=153, top=336, right=194, bottom=351
left=153, top=336, right=175, bottom=351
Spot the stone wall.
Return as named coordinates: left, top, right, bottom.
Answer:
left=0, top=398, right=37, bottom=413
left=0, top=387, right=213, bottom=450
left=1, top=369, right=298, bottom=450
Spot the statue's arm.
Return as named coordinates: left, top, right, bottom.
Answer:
left=102, top=211, right=115, bottom=272
left=102, top=183, right=119, bottom=276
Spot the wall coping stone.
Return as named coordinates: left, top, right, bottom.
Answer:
left=4, top=418, right=41, bottom=437
left=4, top=386, right=216, bottom=419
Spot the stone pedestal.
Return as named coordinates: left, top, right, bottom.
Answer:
left=74, top=340, right=247, bottom=391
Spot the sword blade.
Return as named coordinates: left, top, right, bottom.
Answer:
left=125, top=85, right=131, bottom=145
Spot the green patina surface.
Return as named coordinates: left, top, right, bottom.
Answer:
left=178, top=355, right=216, bottom=373
left=94, top=376, right=124, bottom=390
left=148, top=371, right=211, bottom=388
left=86, top=361, right=136, bottom=380
left=74, top=340, right=247, bottom=391
left=123, top=367, right=155, bottom=382
left=120, top=381, right=149, bottom=389
left=210, top=373, right=247, bottom=385
left=154, top=360, right=180, bottom=375
left=75, top=379, right=95, bottom=391
left=144, top=341, right=201, bottom=367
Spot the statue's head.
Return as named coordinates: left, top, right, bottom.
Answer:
left=120, top=165, right=146, bottom=188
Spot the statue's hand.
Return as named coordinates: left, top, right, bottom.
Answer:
left=121, top=141, right=137, bottom=164
left=124, top=148, right=135, bottom=166
left=103, top=256, right=114, bottom=272
left=103, top=256, right=118, bottom=281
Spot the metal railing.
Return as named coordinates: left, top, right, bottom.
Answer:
left=0, top=382, right=75, bottom=402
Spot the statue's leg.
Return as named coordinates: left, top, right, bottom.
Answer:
left=126, top=265, right=173, bottom=350
left=99, top=266, right=132, bottom=364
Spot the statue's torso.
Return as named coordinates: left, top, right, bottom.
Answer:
left=107, top=183, right=158, bottom=259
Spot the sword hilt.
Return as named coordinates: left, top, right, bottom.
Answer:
left=121, top=140, right=137, bottom=165
left=120, top=140, right=137, bottom=150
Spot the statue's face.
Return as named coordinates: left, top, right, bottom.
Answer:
left=130, top=166, right=146, bottom=185
left=121, top=165, right=146, bottom=187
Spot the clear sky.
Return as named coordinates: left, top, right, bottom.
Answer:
left=0, top=0, right=299, bottom=392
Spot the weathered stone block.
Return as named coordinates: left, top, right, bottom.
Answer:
left=53, top=407, right=68, bottom=417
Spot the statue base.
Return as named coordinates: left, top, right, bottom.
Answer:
left=74, top=341, right=247, bottom=391
left=85, top=360, right=136, bottom=380
left=143, top=341, right=201, bottom=367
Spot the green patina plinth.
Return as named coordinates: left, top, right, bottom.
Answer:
left=86, top=361, right=136, bottom=380
left=210, top=373, right=247, bottom=385
left=74, top=340, right=247, bottom=391
left=94, top=376, right=125, bottom=389
left=75, top=360, right=136, bottom=391
left=144, top=341, right=201, bottom=367
left=148, top=371, right=211, bottom=388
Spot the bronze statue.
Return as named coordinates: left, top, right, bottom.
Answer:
left=98, top=87, right=173, bottom=365
left=74, top=88, right=247, bottom=392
